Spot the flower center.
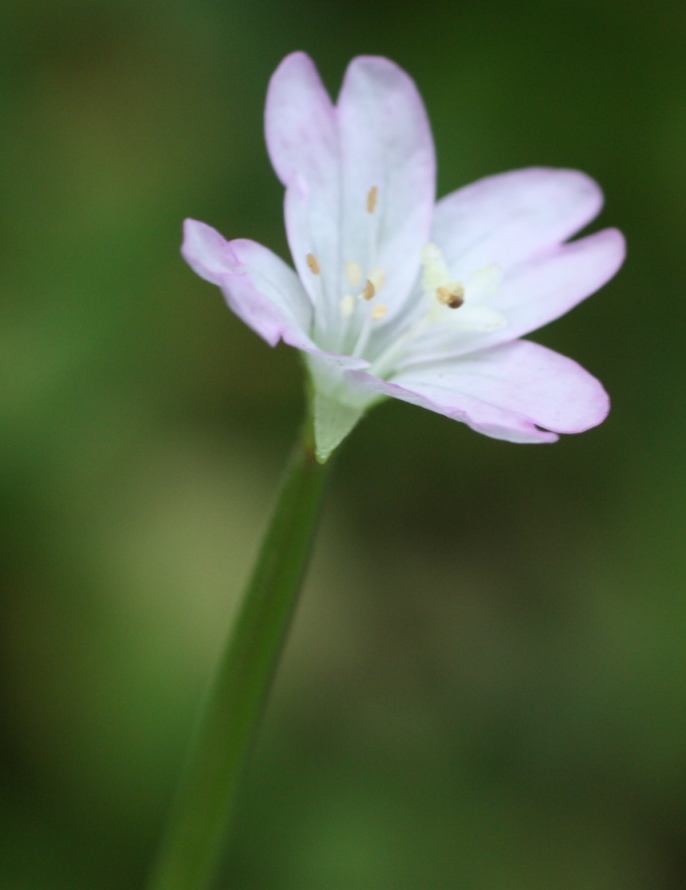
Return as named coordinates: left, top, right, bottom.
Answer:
left=419, top=243, right=506, bottom=332
left=305, top=186, right=390, bottom=356
left=303, top=193, right=507, bottom=372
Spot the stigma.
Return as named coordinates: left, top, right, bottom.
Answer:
left=420, top=242, right=507, bottom=332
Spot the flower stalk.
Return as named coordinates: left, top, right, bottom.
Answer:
left=146, top=416, right=330, bottom=890
left=153, top=47, right=625, bottom=890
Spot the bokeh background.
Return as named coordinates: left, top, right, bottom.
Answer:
left=1, top=0, right=685, bottom=887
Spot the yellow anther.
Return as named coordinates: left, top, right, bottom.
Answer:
left=369, top=267, right=386, bottom=292
left=306, top=253, right=320, bottom=275
left=366, top=186, right=378, bottom=214
left=345, top=260, right=362, bottom=287
left=340, top=295, right=356, bottom=318
left=362, top=280, right=375, bottom=301
left=436, top=284, right=465, bottom=309
left=371, top=304, right=388, bottom=321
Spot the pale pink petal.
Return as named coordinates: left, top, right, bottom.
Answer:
left=337, top=56, right=435, bottom=316
left=402, top=227, right=625, bottom=365
left=264, top=52, right=337, bottom=188
left=182, top=219, right=313, bottom=349
left=350, top=340, right=609, bottom=443
left=494, top=227, right=625, bottom=336
left=433, top=167, right=604, bottom=273
left=264, top=52, right=341, bottom=314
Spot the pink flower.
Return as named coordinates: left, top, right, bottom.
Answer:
left=183, top=52, right=625, bottom=461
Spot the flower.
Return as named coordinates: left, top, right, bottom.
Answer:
left=182, top=52, right=625, bottom=462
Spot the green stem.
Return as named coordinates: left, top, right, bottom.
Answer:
left=146, top=418, right=330, bottom=890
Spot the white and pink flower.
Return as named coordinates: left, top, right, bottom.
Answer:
left=182, top=52, right=625, bottom=461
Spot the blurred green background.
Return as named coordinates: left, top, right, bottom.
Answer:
left=1, top=0, right=685, bottom=887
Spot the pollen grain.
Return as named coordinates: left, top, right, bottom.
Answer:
left=362, top=280, right=376, bottom=301
left=340, top=295, right=356, bottom=318
left=306, top=253, right=321, bottom=275
left=437, top=284, right=465, bottom=309
left=369, top=267, right=386, bottom=291
left=345, top=260, right=362, bottom=286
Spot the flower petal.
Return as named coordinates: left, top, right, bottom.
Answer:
left=337, top=56, right=436, bottom=317
left=351, top=339, right=609, bottom=443
left=433, top=167, right=605, bottom=273
left=402, top=227, right=625, bottom=366
left=182, top=219, right=313, bottom=349
left=264, top=52, right=337, bottom=189
left=494, top=227, right=625, bottom=336
left=264, top=52, right=341, bottom=318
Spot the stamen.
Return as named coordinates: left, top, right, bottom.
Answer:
left=362, top=280, right=375, bottom=301
left=306, top=253, right=320, bottom=275
left=340, top=295, right=356, bottom=318
left=345, top=260, right=362, bottom=287
left=369, top=267, right=386, bottom=292
left=371, top=304, right=387, bottom=321
left=436, top=284, right=465, bottom=309
left=366, top=186, right=378, bottom=214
